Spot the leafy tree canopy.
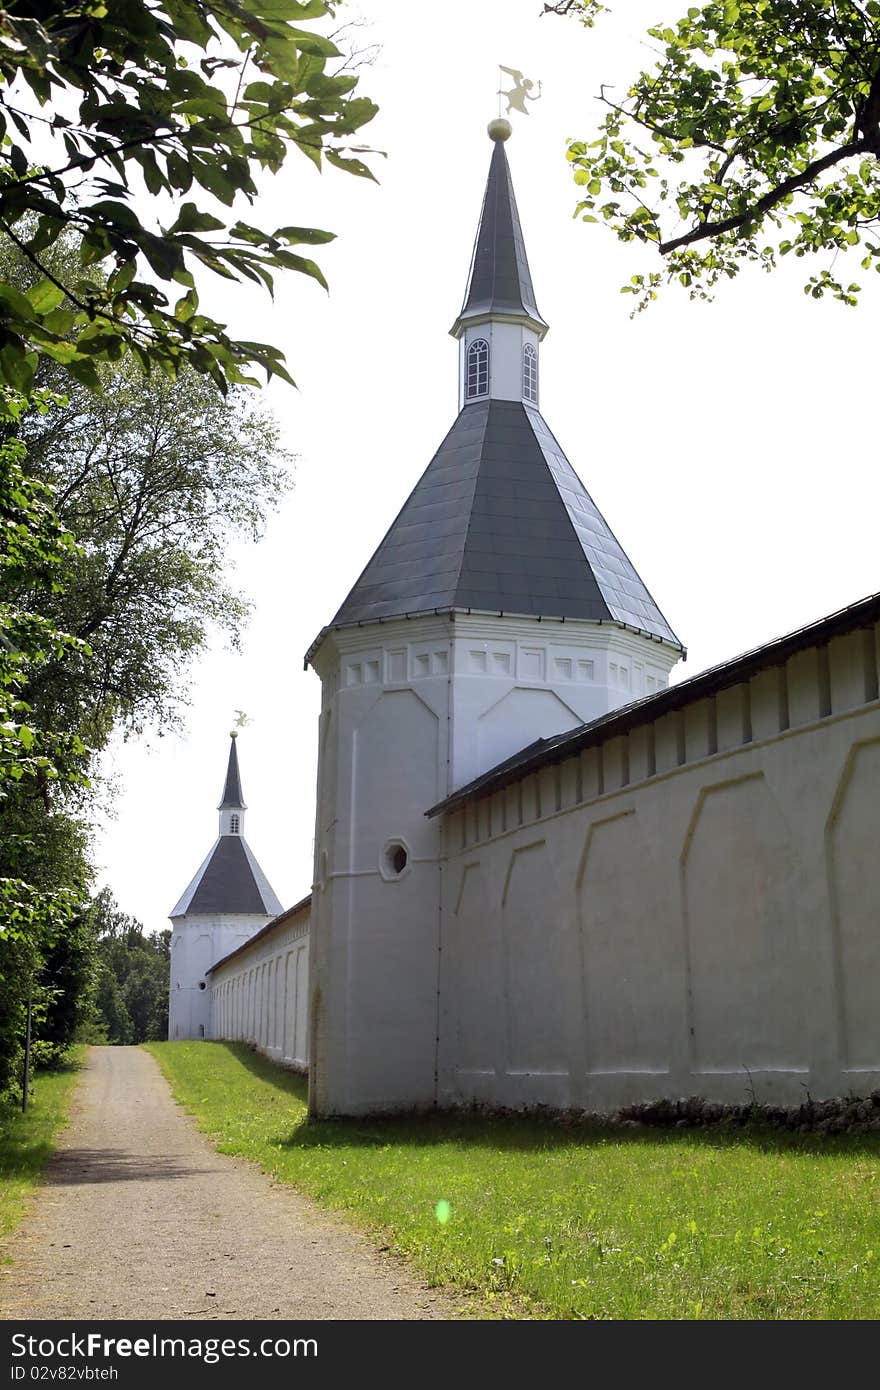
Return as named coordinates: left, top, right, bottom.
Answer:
left=0, top=0, right=377, bottom=403
left=88, top=889, right=170, bottom=1044
left=18, top=357, right=292, bottom=743
left=0, top=232, right=291, bottom=746
left=0, top=393, right=87, bottom=940
left=559, top=0, right=880, bottom=308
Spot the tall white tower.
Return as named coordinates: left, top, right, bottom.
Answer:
left=168, top=732, right=283, bottom=1040
left=306, top=122, right=684, bottom=1116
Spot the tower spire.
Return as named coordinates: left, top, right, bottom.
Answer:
left=216, top=730, right=247, bottom=838
left=218, top=730, right=245, bottom=811
left=450, top=123, right=548, bottom=412
left=451, top=121, right=548, bottom=341
left=306, top=122, right=682, bottom=659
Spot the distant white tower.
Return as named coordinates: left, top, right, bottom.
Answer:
left=305, top=122, right=684, bottom=1115
left=168, top=733, right=283, bottom=1040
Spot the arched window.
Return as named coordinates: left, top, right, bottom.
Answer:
left=465, top=338, right=489, bottom=399
left=230, top=813, right=240, bottom=834
left=523, top=343, right=538, bottom=403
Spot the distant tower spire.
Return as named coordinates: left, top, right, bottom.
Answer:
left=218, top=731, right=246, bottom=836
left=168, top=728, right=283, bottom=1042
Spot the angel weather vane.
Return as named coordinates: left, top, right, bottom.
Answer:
left=497, top=65, right=542, bottom=116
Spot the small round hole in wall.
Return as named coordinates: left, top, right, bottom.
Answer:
left=198, top=980, right=207, bottom=991
left=382, top=840, right=409, bottom=879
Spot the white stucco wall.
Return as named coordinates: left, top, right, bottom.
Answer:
left=168, top=912, right=273, bottom=1041
left=438, top=620, right=880, bottom=1110
left=208, top=899, right=311, bottom=1071
left=448, top=616, right=678, bottom=787
left=308, top=610, right=681, bottom=1117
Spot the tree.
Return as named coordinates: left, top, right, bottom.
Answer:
left=0, top=414, right=92, bottom=1096
left=0, top=0, right=377, bottom=401
left=559, top=1, right=880, bottom=309
left=35, top=901, right=99, bottom=1066
left=89, top=891, right=169, bottom=1044
left=0, top=393, right=88, bottom=931
left=93, top=967, right=132, bottom=1046
left=0, top=931, right=42, bottom=1097
left=16, top=357, right=292, bottom=742
left=0, top=235, right=291, bottom=1093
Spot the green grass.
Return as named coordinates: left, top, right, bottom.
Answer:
left=146, top=1041, right=880, bottom=1320
left=0, top=1049, right=83, bottom=1247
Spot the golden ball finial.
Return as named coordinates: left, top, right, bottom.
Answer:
left=488, top=117, right=512, bottom=142
left=230, top=729, right=238, bottom=739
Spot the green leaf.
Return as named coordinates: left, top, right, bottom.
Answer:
left=166, top=150, right=193, bottom=193
left=274, top=225, right=336, bottom=245
left=271, top=251, right=328, bottom=290
left=169, top=203, right=225, bottom=235
left=28, top=279, right=66, bottom=315
left=40, top=309, right=79, bottom=335
left=39, top=341, right=80, bottom=365
left=63, top=356, right=102, bottom=391
left=191, top=162, right=237, bottom=206
left=0, top=283, right=37, bottom=322
left=325, top=150, right=376, bottom=182
left=0, top=345, right=35, bottom=394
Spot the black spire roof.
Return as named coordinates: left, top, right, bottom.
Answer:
left=452, top=135, right=547, bottom=336
left=218, top=734, right=245, bottom=809
left=313, top=399, right=682, bottom=650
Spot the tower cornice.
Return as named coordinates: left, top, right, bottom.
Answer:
left=449, top=307, right=548, bottom=342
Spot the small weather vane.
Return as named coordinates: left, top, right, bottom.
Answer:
left=497, top=65, right=542, bottom=117
left=232, top=709, right=251, bottom=737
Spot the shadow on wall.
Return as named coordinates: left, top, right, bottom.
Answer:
left=215, top=1044, right=880, bottom=1160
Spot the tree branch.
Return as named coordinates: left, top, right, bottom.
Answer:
left=658, top=139, right=868, bottom=254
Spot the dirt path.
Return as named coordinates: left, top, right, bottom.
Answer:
left=0, top=1047, right=456, bottom=1321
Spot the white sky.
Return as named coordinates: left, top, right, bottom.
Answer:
left=93, top=0, right=880, bottom=933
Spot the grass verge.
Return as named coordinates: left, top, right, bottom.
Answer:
left=146, top=1041, right=880, bottom=1320
left=0, top=1049, right=83, bottom=1248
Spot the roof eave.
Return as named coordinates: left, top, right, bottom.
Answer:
left=305, top=606, right=685, bottom=671
left=206, top=893, right=313, bottom=974
left=426, top=589, right=880, bottom=819
left=449, top=307, right=549, bottom=341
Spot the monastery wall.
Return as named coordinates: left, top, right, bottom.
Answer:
left=208, top=897, right=311, bottom=1071
left=206, top=607, right=880, bottom=1115
left=436, top=618, right=880, bottom=1111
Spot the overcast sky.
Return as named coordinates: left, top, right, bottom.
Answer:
left=93, top=0, right=879, bottom=933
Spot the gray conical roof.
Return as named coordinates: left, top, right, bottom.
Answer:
left=170, top=836, right=283, bottom=918
left=310, top=399, right=682, bottom=652
left=218, top=734, right=245, bottom=809
left=452, top=138, right=547, bottom=337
